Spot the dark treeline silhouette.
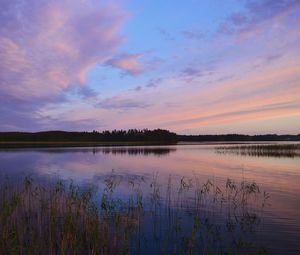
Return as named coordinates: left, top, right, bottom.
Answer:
left=178, top=133, right=300, bottom=142
left=0, top=129, right=178, bottom=143
left=0, top=130, right=300, bottom=145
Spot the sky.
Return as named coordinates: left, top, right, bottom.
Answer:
left=1, top=0, right=300, bottom=134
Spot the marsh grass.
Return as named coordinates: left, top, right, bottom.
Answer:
left=0, top=174, right=269, bottom=255
left=215, top=144, right=300, bottom=158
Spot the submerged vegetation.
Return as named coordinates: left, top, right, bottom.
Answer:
left=215, top=144, right=300, bottom=158
left=0, top=174, right=270, bottom=254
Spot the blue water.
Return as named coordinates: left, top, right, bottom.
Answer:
left=0, top=144, right=299, bottom=254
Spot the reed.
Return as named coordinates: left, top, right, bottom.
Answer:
left=0, top=174, right=269, bottom=254
left=215, top=144, right=300, bottom=157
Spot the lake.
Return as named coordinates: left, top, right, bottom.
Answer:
left=0, top=143, right=299, bottom=254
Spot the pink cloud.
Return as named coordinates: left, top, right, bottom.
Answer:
left=0, top=0, right=128, bottom=100
left=107, top=54, right=144, bottom=75
left=160, top=64, right=300, bottom=129
left=84, top=59, right=300, bottom=132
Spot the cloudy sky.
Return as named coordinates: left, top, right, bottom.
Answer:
left=1, top=0, right=300, bottom=134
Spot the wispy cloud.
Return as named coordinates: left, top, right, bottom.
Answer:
left=97, top=96, right=151, bottom=110
left=180, top=66, right=214, bottom=83
left=0, top=0, right=128, bottom=130
left=157, top=28, right=175, bottom=41
left=134, top=86, right=142, bottom=92
left=218, top=0, right=300, bottom=37
left=160, top=101, right=300, bottom=129
left=106, top=54, right=144, bottom=75
left=181, top=30, right=203, bottom=40
left=146, top=78, right=163, bottom=88
left=98, top=59, right=300, bottom=131
left=1, top=0, right=299, bottom=133
left=0, top=0, right=127, bottom=100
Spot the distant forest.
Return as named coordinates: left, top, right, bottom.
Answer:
left=0, top=129, right=177, bottom=143
left=0, top=129, right=300, bottom=144
left=178, top=134, right=300, bottom=142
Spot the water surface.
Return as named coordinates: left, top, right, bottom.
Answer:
left=0, top=143, right=299, bottom=254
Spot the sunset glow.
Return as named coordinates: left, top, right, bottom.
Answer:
left=1, top=0, right=300, bottom=134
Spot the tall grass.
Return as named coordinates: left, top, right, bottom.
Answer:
left=0, top=174, right=269, bottom=254
left=215, top=144, right=300, bottom=158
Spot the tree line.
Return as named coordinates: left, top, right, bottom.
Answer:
left=178, top=134, right=300, bottom=142
left=0, top=130, right=299, bottom=143
left=0, top=129, right=178, bottom=143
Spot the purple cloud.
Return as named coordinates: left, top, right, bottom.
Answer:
left=0, top=0, right=128, bottom=130
left=134, top=86, right=142, bottom=92
left=219, top=0, right=300, bottom=36
left=180, top=67, right=214, bottom=82
left=97, top=96, right=151, bottom=110
left=264, top=54, right=283, bottom=63
left=0, top=1, right=127, bottom=99
left=65, top=85, right=99, bottom=100
left=146, top=78, right=163, bottom=88
left=181, top=30, right=204, bottom=40
left=157, top=28, right=175, bottom=41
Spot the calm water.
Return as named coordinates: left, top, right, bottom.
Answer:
left=1, top=143, right=300, bottom=254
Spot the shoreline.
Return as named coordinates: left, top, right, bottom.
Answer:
left=0, top=141, right=178, bottom=148
left=1, top=140, right=300, bottom=148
